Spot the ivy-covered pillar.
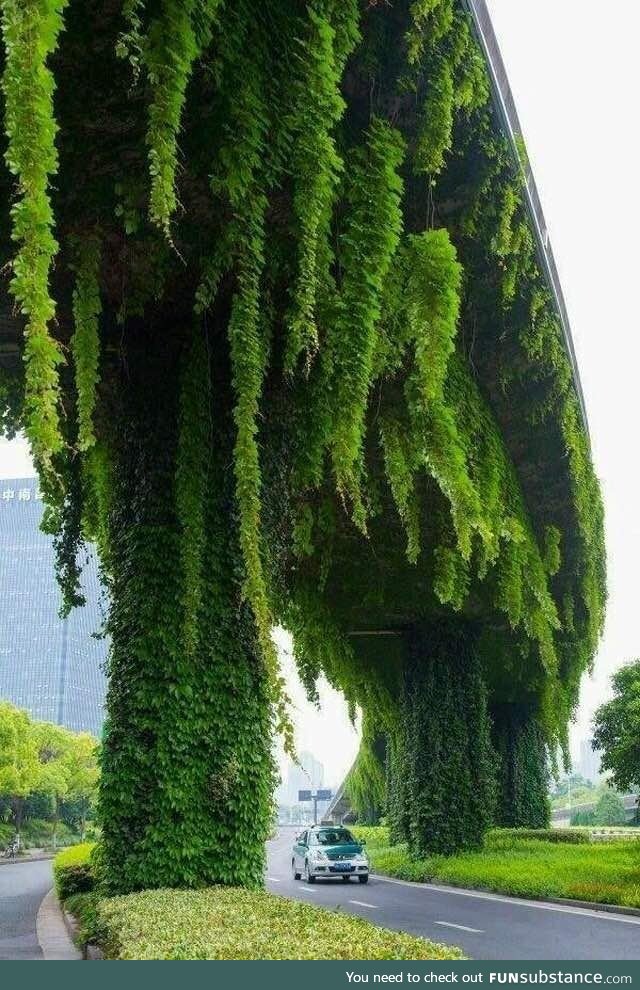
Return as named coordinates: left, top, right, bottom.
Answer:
left=391, top=620, right=496, bottom=856
left=344, top=714, right=386, bottom=825
left=99, top=326, right=275, bottom=893
left=492, top=704, right=550, bottom=829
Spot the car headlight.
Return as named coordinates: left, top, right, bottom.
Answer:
left=311, top=850, right=328, bottom=862
left=353, top=853, right=368, bottom=864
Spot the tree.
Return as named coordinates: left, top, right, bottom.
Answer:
left=593, top=789, right=627, bottom=827
left=63, top=733, right=100, bottom=840
left=0, top=702, right=40, bottom=839
left=32, top=721, right=73, bottom=850
left=0, top=0, right=605, bottom=885
left=593, top=661, right=640, bottom=797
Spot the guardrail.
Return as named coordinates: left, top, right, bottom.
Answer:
left=461, top=0, right=590, bottom=444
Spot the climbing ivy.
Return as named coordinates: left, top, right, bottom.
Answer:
left=391, top=622, right=497, bottom=856
left=0, top=0, right=605, bottom=884
left=492, top=705, right=551, bottom=829
left=344, top=713, right=386, bottom=825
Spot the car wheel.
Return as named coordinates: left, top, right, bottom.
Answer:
left=305, top=861, right=316, bottom=884
left=292, top=858, right=301, bottom=881
left=358, top=875, right=369, bottom=884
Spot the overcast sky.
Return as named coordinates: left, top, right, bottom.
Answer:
left=1, top=2, right=636, bottom=784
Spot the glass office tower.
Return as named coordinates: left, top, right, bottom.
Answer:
left=0, top=477, right=107, bottom=736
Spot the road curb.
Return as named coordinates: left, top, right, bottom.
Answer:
left=371, top=875, right=640, bottom=919
left=0, top=853, right=55, bottom=867
left=36, top=888, right=82, bottom=960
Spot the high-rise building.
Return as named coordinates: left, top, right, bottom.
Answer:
left=0, top=477, right=107, bottom=736
left=576, top=738, right=602, bottom=783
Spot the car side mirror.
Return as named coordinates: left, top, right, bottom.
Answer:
left=361, top=839, right=366, bottom=845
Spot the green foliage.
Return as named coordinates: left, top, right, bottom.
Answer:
left=116, top=0, right=145, bottom=80
left=0, top=0, right=68, bottom=467
left=92, top=886, right=464, bottom=960
left=71, top=236, right=102, bottom=452
left=570, top=809, right=596, bottom=827
left=0, top=701, right=99, bottom=843
left=0, top=0, right=606, bottom=886
left=493, top=706, right=551, bottom=829
left=593, top=660, right=640, bottom=793
left=284, top=0, right=359, bottom=371
left=0, top=701, right=40, bottom=800
left=63, top=891, right=103, bottom=949
left=344, top=714, right=386, bottom=824
left=328, top=119, right=405, bottom=522
left=99, top=339, right=276, bottom=893
left=415, top=56, right=454, bottom=175
left=390, top=623, right=497, bottom=856
left=143, top=0, right=222, bottom=237
left=496, top=828, right=590, bottom=844
left=592, top=789, right=628, bottom=827
left=174, top=328, right=209, bottom=660
left=53, top=842, right=96, bottom=899
left=353, top=827, right=640, bottom=909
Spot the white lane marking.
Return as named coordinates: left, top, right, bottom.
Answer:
left=266, top=877, right=281, bottom=883
left=435, top=921, right=483, bottom=934
left=349, top=900, right=378, bottom=909
left=298, top=886, right=318, bottom=893
left=371, top=876, right=640, bottom=926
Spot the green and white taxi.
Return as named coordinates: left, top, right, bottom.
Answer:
left=292, top=825, right=369, bottom=884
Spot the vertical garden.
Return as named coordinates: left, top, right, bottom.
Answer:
left=0, top=0, right=605, bottom=889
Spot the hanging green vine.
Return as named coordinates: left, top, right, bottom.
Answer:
left=0, top=0, right=68, bottom=468
left=327, top=119, right=405, bottom=524
left=71, top=236, right=102, bottom=453
left=143, top=0, right=222, bottom=237
left=284, top=0, right=359, bottom=372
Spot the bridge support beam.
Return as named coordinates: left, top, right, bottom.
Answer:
left=492, top=704, right=550, bottom=829
left=387, top=621, right=496, bottom=856
left=98, top=325, right=275, bottom=893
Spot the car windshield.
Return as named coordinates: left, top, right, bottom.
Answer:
left=313, top=828, right=355, bottom=846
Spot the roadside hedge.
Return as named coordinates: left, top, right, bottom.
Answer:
left=93, top=887, right=464, bottom=960
left=53, top=843, right=96, bottom=900
left=494, top=829, right=590, bottom=845
left=352, top=826, right=640, bottom=908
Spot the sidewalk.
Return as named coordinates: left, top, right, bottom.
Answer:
left=36, top=888, right=82, bottom=961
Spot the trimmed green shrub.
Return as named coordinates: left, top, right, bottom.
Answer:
left=53, top=843, right=96, bottom=899
left=93, top=887, right=463, bottom=960
left=64, top=892, right=103, bottom=948
left=494, top=828, right=590, bottom=845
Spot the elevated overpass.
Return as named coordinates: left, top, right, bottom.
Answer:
left=552, top=794, right=639, bottom=827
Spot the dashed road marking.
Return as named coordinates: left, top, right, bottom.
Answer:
left=372, top=875, right=640, bottom=925
left=435, top=922, right=483, bottom=934
left=298, top=886, right=318, bottom=893
left=349, top=900, right=378, bottom=909
left=266, top=877, right=281, bottom=882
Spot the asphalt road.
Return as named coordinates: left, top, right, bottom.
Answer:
left=266, top=829, right=640, bottom=961
left=0, top=858, right=52, bottom=960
